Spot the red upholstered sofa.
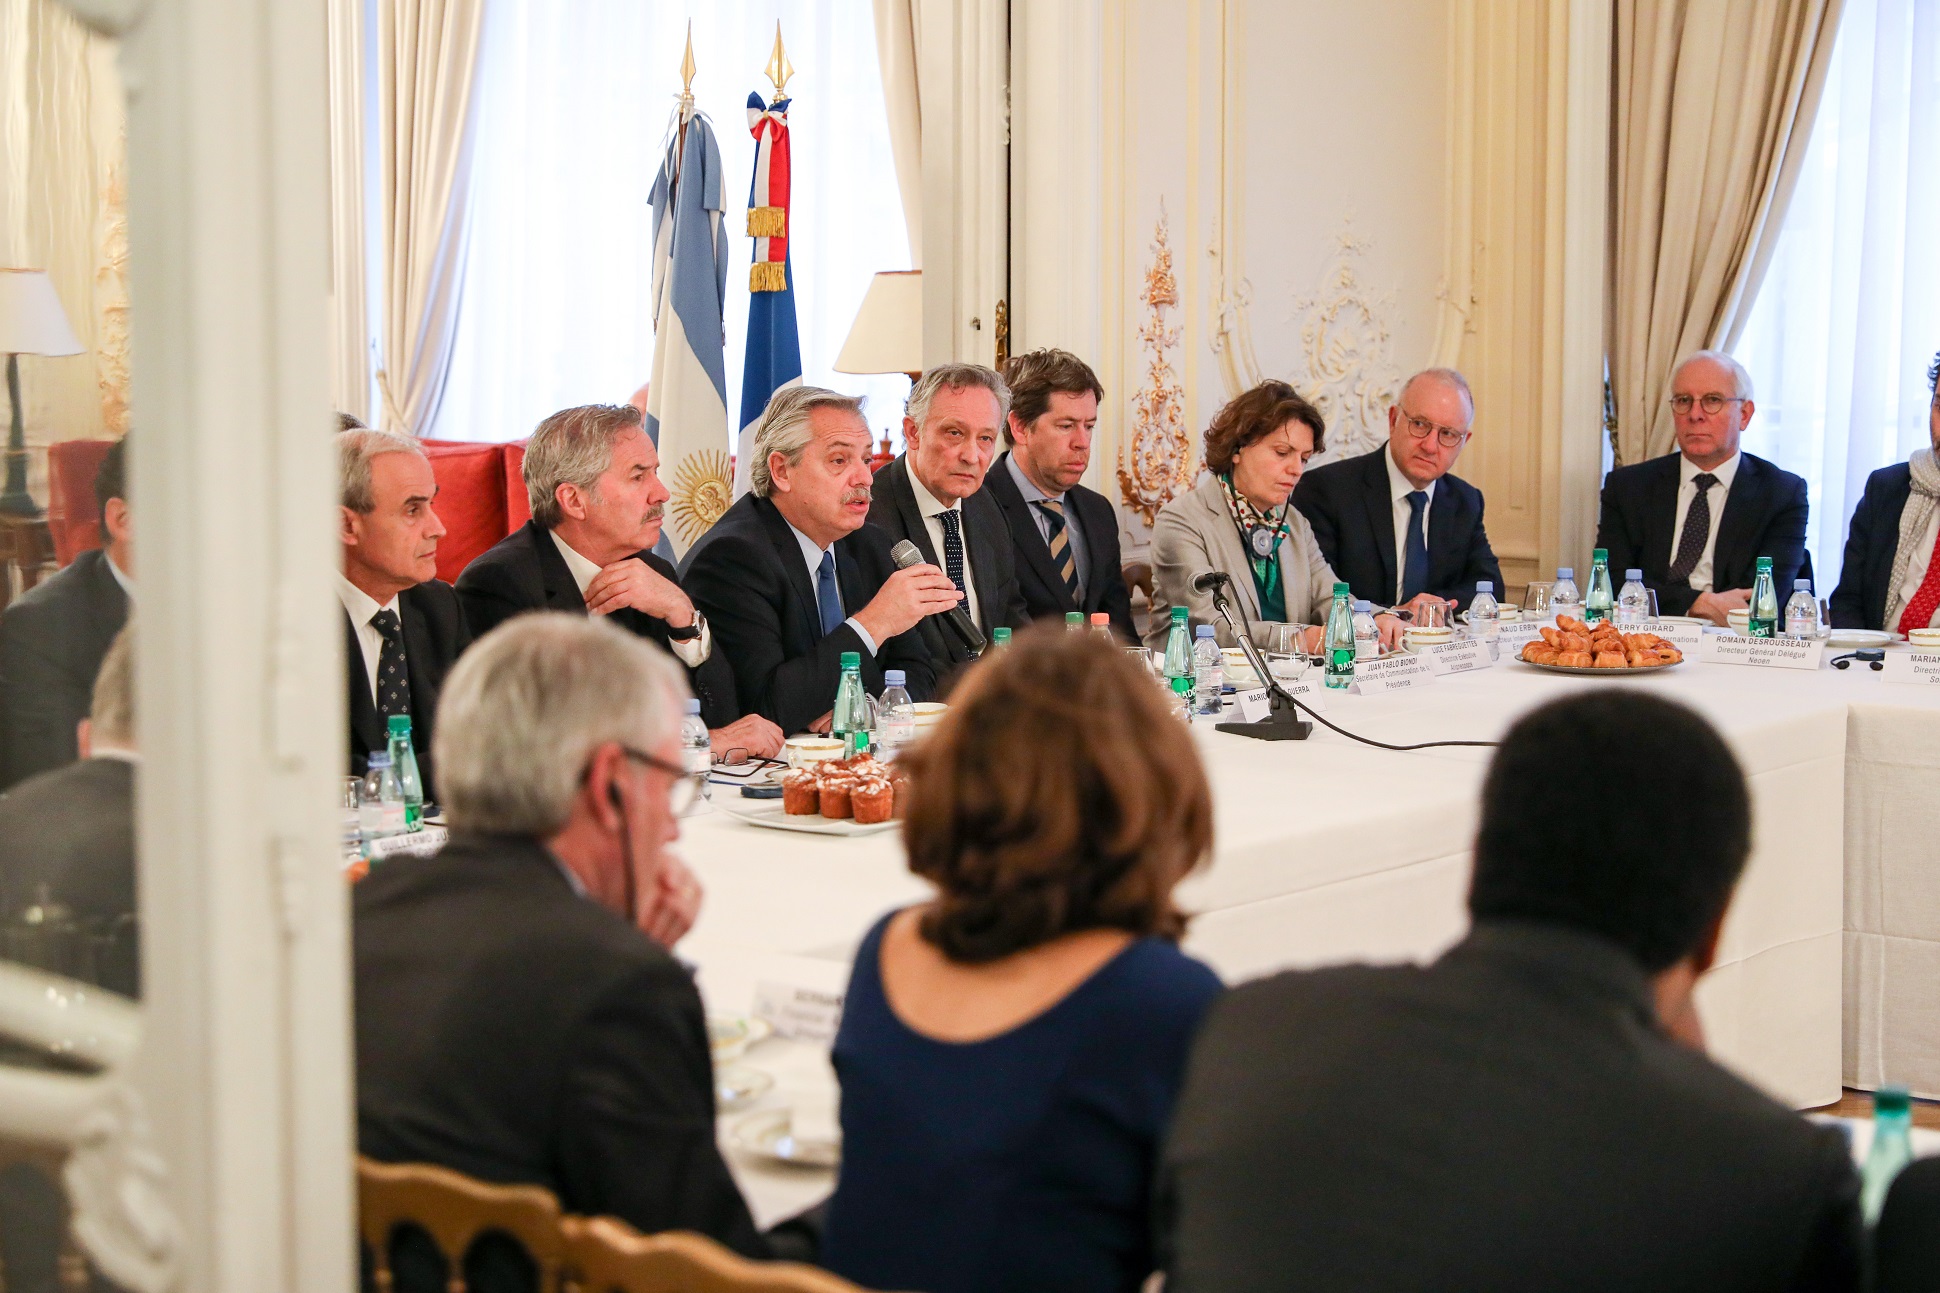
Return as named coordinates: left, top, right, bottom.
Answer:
left=46, top=438, right=115, bottom=566
left=419, top=439, right=529, bottom=585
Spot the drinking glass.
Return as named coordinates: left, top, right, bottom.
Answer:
left=1523, top=582, right=1551, bottom=617
left=341, top=777, right=365, bottom=864
left=1645, top=588, right=1661, bottom=619
left=1413, top=601, right=1449, bottom=632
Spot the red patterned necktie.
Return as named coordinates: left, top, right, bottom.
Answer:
left=1896, top=522, right=1940, bottom=636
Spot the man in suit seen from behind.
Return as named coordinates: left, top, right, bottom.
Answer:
left=1595, top=350, right=1809, bottom=625
left=0, top=434, right=132, bottom=789
left=866, top=363, right=1027, bottom=687
left=337, top=429, right=471, bottom=803
left=1292, top=367, right=1504, bottom=615
left=1156, top=690, right=1861, bottom=1292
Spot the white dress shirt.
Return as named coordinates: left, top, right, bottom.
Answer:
left=1386, top=449, right=1437, bottom=605
left=908, top=467, right=983, bottom=626
left=105, top=552, right=134, bottom=600
left=1669, top=452, right=1741, bottom=592
left=784, top=521, right=879, bottom=655
left=548, top=530, right=710, bottom=667
left=336, top=572, right=400, bottom=704
left=1894, top=504, right=1940, bottom=627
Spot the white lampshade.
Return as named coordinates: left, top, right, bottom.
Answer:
left=833, top=270, right=922, bottom=376
left=0, top=269, right=83, bottom=357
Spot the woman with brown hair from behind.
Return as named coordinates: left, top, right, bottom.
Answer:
left=819, top=627, right=1223, bottom=1293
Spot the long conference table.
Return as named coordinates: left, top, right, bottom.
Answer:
left=676, top=641, right=1940, bottom=1227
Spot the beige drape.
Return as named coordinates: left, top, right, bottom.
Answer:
left=871, top=0, right=923, bottom=267
left=1609, top=0, right=1842, bottom=466
left=374, top=0, right=484, bottom=437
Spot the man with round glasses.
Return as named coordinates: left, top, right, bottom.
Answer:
left=1293, top=367, right=1504, bottom=614
left=1596, top=350, right=1809, bottom=626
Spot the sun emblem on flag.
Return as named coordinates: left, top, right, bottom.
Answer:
left=668, top=450, right=733, bottom=545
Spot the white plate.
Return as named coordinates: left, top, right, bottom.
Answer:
left=1516, top=657, right=1681, bottom=677
left=1828, top=628, right=1899, bottom=649
left=706, top=1014, right=773, bottom=1064
left=713, top=795, right=898, bottom=838
left=1651, top=616, right=1711, bottom=628
left=715, top=1065, right=775, bottom=1111
left=731, top=1108, right=841, bottom=1169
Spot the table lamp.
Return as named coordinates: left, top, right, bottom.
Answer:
left=834, top=270, right=922, bottom=457
left=0, top=270, right=84, bottom=519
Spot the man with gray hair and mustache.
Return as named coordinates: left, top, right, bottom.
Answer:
left=681, top=386, right=948, bottom=735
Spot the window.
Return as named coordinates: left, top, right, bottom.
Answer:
left=432, top=0, right=913, bottom=449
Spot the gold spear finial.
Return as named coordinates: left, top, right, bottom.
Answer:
left=678, top=21, right=698, bottom=115
left=764, top=22, right=795, bottom=97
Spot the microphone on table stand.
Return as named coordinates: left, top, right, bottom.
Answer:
left=890, top=539, right=986, bottom=656
left=1194, top=570, right=1312, bottom=742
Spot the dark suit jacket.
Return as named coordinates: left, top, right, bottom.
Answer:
left=981, top=453, right=1136, bottom=640
left=1292, top=446, right=1505, bottom=610
left=865, top=455, right=1026, bottom=686
left=1157, top=921, right=1862, bottom=1293
left=1828, top=462, right=1915, bottom=630
left=345, top=579, right=470, bottom=804
left=454, top=520, right=739, bottom=727
left=0, top=549, right=130, bottom=790
left=1876, top=1155, right=1940, bottom=1293
left=354, top=833, right=765, bottom=1272
left=1595, top=451, right=1810, bottom=618
left=678, top=494, right=936, bottom=736
left=0, top=756, right=137, bottom=996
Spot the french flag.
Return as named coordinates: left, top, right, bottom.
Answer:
left=734, top=90, right=803, bottom=499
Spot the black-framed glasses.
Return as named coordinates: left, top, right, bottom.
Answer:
left=616, top=744, right=703, bottom=816
left=1398, top=410, right=1470, bottom=448
left=1668, top=393, right=1746, bottom=416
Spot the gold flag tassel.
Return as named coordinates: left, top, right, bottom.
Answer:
left=746, top=206, right=787, bottom=238
left=750, top=261, right=788, bottom=293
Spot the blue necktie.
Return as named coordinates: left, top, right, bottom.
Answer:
left=816, top=550, right=843, bottom=637
left=1402, top=491, right=1430, bottom=602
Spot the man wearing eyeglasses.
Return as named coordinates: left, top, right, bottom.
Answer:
left=354, top=615, right=784, bottom=1277
left=1596, top=351, right=1808, bottom=626
left=1293, top=367, right=1504, bottom=615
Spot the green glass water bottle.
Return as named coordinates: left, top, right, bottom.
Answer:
left=1585, top=548, right=1614, bottom=627
left=1066, top=611, right=1085, bottom=632
left=1748, top=557, right=1779, bottom=638
left=832, top=651, right=870, bottom=756
left=991, top=626, right=1012, bottom=649
left=1324, top=582, right=1356, bottom=690
left=385, top=714, right=424, bottom=832
left=1162, top=606, right=1194, bottom=715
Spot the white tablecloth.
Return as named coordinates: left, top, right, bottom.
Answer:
left=680, top=646, right=1938, bottom=1226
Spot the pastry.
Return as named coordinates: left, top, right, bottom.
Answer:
left=851, top=776, right=894, bottom=825
left=782, top=770, right=821, bottom=816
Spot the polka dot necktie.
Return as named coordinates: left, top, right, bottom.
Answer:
left=1896, top=524, right=1940, bottom=636
left=938, top=509, right=968, bottom=600
left=369, top=608, right=413, bottom=722
left=1668, top=473, right=1719, bottom=585
left=1035, top=499, right=1082, bottom=601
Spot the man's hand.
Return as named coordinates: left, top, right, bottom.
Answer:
left=1688, top=587, right=1750, bottom=627
left=1373, top=612, right=1407, bottom=652
left=808, top=711, right=833, bottom=735
left=583, top=557, right=697, bottom=625
left=852, top=563, right=962, bottom=643
left=636, top=854, right=703, bottom=948
left=1395, top=593, right=1455, bottom=622
left=710, top=714, right=784, bottom=762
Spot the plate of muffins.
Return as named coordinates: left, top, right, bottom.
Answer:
left=713, top=754, right=905, bottom=837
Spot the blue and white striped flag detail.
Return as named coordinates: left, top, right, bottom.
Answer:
left=646, top=109, right=732, bottom=558
left=735, top=90, right=803, bottom=500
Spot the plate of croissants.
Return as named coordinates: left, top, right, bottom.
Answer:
left=1517, top=615, right=1684, bottom=673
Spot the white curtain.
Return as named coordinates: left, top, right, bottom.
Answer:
left=871, top=0, right=922, bottom=268
left=1732, top=0, right=1940, bottom=591
left=432, top=0, right=912, bottom=447
left=374, top=0, right=485, bottom=437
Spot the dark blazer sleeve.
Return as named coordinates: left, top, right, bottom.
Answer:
left=0, top=600, right=88, bottom=789
left=452, top=555, right=534, bottom=642
left=1759, top=469, right=1812, bottom=604
left=1439, top=484, right=1506, bottom=609
left=1082, top=490, right=1138, bottom=642
left=1291, top=473, right=1345, bottom=576
left=1596, top=473, right=1689, bottom=616
left=1829, top=469, right=1902, bottom=630
left=556, top=961, right=767, bottom=1259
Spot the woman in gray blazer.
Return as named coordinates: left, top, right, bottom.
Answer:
left=1148, top=382, right=1403, bottom=652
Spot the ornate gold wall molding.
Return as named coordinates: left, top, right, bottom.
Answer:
left=1117, top=209, right=1196, bottom=526
left=1288, top=225, right=1404, bottom=461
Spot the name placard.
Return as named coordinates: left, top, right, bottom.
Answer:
left=752, top=980, right=846, bottom=1044
left=1418, top=639, right=1492, bottom=677
left=1275, top=677, right=1329, bottom=712
left=367, top=825, right=449, bottom=860
left=1234, top=687, right=1272, bottom=722
left=1493, top=621, right=1546, bottom=658
left=1350, top=654, right=1435, bottom=696
left=1696, top=633, right=1826, bottom=671
left=1631, top=620, right=1707, bottom=648
left=1881, top=651, right=1940, bottom=687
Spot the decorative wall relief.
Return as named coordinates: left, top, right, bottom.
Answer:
left=95, top=151, right=130, bottom=436
left=1287, top=225, right=1403, bottom=460
left=1117, top=209, right=1197, bottom=527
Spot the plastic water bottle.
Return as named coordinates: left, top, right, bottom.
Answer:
left=1748, top=556, right=1779, bottom=638
left=360, top=752, right=405, bottom=839
left=1784, top=578, right=1820, bottom=639
left=1585, top=548, right=1615, bottom=626
left=1616, top=569, right=1650, bottom=628
left=1862, top=1086, right=1915, bottom=1223
left=1469, top=581, right=1499, bottom=643
left=1191, top=625, right=1224, bottom=715
left=1091, top=611, right=1115, bottom=643
left=1550, top=567, right=1583, bottom=622
left=1324, top=583, right=1356, bottom=689
left=1066, top=611, right=1085, bottom=633
left=679, top=698, right=712, bottom=776
left=385, top=714, right=424, bottom=832
left=1351, top=600, right=1380, bottom=660
left=1162, top=606, right=1195, bottom=718
left=991, top=627, right=1011, bottom=649
left=877, top=670, right=915, bottom=759
left=832, top=651, right=871, bottom=756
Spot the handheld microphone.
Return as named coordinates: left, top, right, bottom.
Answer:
left=890, top=539, right=986, bottom=654
left=1191, top=569, right=1233, bottom=595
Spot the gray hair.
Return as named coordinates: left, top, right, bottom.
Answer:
left=337, top=429, right=427, bottom=512
left=906, top=362, right=1012, bottom=431
left=523, top=404, right=644, bottom=527
left=435, top=614, right=690, bottom=836
left=1673, top=350, right=1755, bottom=401
left=1400, top=367, right=1476, bottom=419
left=90, top=622, right=136, bottom=748
left=748, top=385, right=868, bottom=498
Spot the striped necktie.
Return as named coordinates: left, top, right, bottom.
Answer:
left=1035, top=499, right=1082, bottom=602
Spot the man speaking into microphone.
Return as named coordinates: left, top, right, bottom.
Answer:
left=682, top=386, right=946, bottom=735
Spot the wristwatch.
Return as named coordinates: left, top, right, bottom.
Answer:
left=664, top=610, right=706, bottom=643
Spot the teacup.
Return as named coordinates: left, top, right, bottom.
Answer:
left=1726, top=608, right=1752, bottom=636
left=1404, top=627, right=1454, bottom=653
left=1220, top=646, right=1258, bottom=684
left=912, top=702, right=949, bottom=729
left=782, top=736, right=844, bottom=769
left=1909, top=628, right=1940, bottom=651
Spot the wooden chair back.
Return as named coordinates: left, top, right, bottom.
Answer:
left=561, top=1216, right=870, bottom=1293
left=357, top=1156, right=566, bottom=1293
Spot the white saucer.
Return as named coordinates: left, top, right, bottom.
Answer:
left=731, top=1108, right=841, bottom=1169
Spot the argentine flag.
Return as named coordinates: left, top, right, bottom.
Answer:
left=647, top=108, right=732, bottom=558
left=736, top=91, right=804, bottom=498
